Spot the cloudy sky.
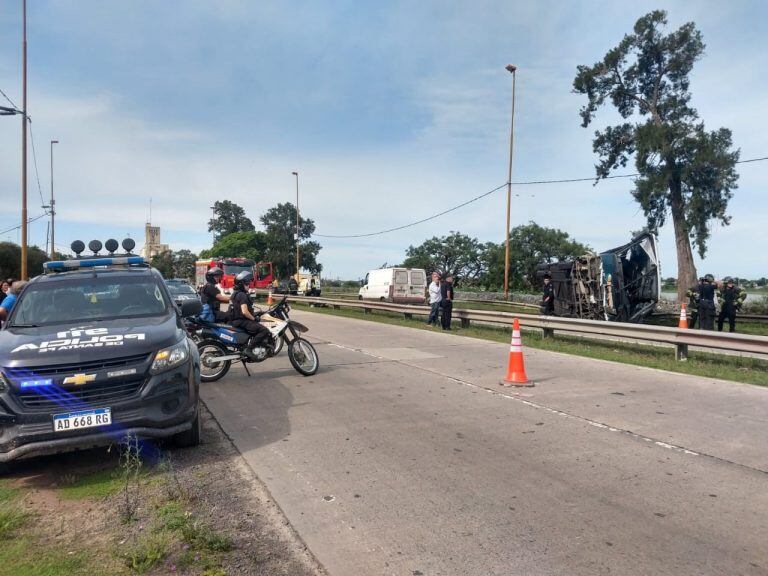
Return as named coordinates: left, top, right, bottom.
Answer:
left=1, top=1, right=765, bottom=280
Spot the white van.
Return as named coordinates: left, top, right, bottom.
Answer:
left=358, top=268, right=427, bottom=304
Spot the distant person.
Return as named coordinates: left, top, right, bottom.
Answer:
left=0, top=281, right=27, bottom=324
left=697, top=274, right=716, bottom=331
left=541, top=274, right=555, bottom=315
left=288, top=276, right=298, bottom=295
left=717, top=277, right=747, bottom=333
left=426, top=272, right=442, bottom=326
left=0, top=280, right=9, bottom=298
left=440, top=275, right=455, bottom=330
left=685, top=277, right=705, bottom=329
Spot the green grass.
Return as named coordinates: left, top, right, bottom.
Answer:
left=0, top=505, right=29, bottom=539
left=0, top=539, right=112, bottom=576
left=118, top=533, right=169, bottom=575
left=0, top=482, right=19, bottom=503
left=295, top=302, right=768, bottom=387
left=57, top=467, right=125, bottom=500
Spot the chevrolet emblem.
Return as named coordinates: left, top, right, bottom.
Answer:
left=63, top=373, right=96, bottom=386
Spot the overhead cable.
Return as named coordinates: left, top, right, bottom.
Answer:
left=314, top=155, right=768, bottom=239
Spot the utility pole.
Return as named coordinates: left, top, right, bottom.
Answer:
left=503, top=64, right=517, bottom=299
left=292, top=171, right=299, bottom=280
left=49, top=139, right=59, bottom=259
left=21, top=0, right=28, bottom=279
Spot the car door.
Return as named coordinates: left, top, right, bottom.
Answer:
left=393, top=270, right=409, bottom=302
left=408, top=270, right=426, bottom=302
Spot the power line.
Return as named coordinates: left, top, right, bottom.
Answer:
left=27, top=118, right=47, bottom=209
left=0, top=87, right=19, bottom=111
left=0, top=212, right=48, bottom=237
left=314, top=155, right=768, bottom=239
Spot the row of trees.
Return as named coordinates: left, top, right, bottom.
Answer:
left=150, top=200, right=324, bottom=282
left=401, top=223, right=590, bottom=291
left=202, top=201, right=322, bottom=278
left=0, top=242, right=69, bottom=280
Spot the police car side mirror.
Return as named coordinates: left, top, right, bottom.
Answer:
left=180, top=299, right=202, bottom=318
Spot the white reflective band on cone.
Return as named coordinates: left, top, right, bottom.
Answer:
left=510, top=345, right=523, bottom=352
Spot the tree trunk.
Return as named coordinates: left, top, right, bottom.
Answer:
left=669, top=182, right=698, bottom=304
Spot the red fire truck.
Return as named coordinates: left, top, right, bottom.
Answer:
left=195, top=258, right=274, bottom=293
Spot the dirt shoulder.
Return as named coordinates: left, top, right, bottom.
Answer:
left=1, top=405, right=327, bottom=576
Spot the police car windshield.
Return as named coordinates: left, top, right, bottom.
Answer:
left=166, top=283, right=196, bottom=295
left=11, top=276, right=169, bottom=327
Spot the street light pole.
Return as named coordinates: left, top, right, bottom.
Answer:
left=49, top=139, right=59, bottom=259
left=503, top=64, right=517, bottom=300
left=292, top=171, right=299, bottom=280
left=21, top=0, right=28, bottom=279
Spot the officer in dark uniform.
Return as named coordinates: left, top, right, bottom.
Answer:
left=440, top=275, right=455, bottom=330
left=717, top=277, right=747, bottom=333
left=541, top=274, right=555, bottom=315
left=199, top=267, right=229, bottom=322
left=229, top=271, right=270, bottom=356
left=685, top=277, right=705, bottom=329
left=697, top=274, right=716, bottom=331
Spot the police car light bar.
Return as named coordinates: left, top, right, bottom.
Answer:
left=44, top=256, right=147, bottom=272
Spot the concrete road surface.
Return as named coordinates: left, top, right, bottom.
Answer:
left=202, top=310, right=768, bottom=576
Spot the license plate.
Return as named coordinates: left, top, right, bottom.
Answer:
left=53, top=408, right=112, bottom=433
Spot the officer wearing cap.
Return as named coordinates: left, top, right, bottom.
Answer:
left=686, top=277, right=705, bottom=329
left=697, top=274, right=717, bottom=330
left=717, top=277, right=747, bottom=333
left=199, top=267, right=229, bottom=322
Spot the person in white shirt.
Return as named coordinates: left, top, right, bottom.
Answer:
left=426, top=272, right=442, bottom=326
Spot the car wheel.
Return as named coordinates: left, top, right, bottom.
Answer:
left=172, top=406, right=202, bottom=449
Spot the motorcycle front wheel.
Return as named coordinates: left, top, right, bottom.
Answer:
left=287, top=338, right=319, bottom=376
left=198, top=340, right=231, bottom=382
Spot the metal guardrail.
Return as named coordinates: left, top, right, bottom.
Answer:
left=278, top=294, right=768, bottom=362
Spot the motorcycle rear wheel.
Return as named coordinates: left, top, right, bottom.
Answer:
left=198, top=340, right=231, bottom=382
left=287, top=338, right=319, bottom=376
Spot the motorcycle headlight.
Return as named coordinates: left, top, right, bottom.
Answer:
left=150, top=339, right=189, bottom=374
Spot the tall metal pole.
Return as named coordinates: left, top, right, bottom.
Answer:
left=292, top=171, right=299, bottom=280
left=21, top=0, right=28, bottom=279
left=50, top=139, right=58, bottom=259
left=503, top=64, right=517, bottom=299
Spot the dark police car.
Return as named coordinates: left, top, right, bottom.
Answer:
left=0, top=239, right=203, bottom=471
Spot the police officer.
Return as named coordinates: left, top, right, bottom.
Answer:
left=697, top=274, right=717, bottom=331
left=541, top=274, right=555, bottom=315
left=686, top=277, right=705, bottom=329
left=230, top=271, right=270, bottom=355
left=199, top=267, right=229, bottom=322
left=717, top=277, right=747, bottom=333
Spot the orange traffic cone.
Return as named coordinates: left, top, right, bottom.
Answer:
left=500, top=318, right=533, bottom=387
left=678, top=304, right=688, bottom=329
left=267, top=290, right=274, bottom=306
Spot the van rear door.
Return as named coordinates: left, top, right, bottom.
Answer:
left=393, top=270, right=409, bottom=301
left=408, top=270, right=426, bottom=302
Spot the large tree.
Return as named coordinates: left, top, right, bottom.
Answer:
left=199, top=231, right=268, bottom=262
left=0, top=242, right=54, bottom=280
left=259, top=203, right=322, bottom=277
left=484, top=223, right=590, bottom=291
left=150, top=249, right=199, bottom=280
left=574, top=10, right=739, bottom=302
left=402, top=232, right=490, bottom=285
left=208, top=200, right=255, bottom=242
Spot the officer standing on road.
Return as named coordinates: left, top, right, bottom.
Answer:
left=426, top=272, right=442, bottom=326
left=199, top=267, right=230, bottom=322
left=440, top=275, right=455, bottom=331
left=686, top=277, right=705, bottom=329
left=697, top=274, right=717, bottom=331
left=717, top=277, right=747, bottom=333
left=541, top=274, right=555, bottom=315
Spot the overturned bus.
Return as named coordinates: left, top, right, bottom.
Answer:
left=535, top=233, right=661, bottom=323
